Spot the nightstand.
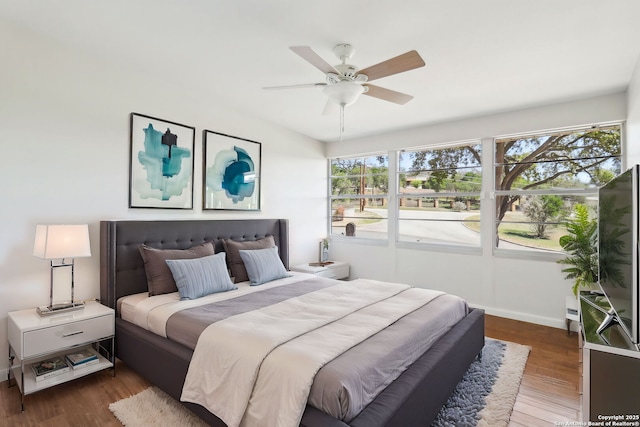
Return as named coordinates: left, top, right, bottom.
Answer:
left=7, top=301, right=115, bottom=411
left=291, top=261, right=350, bottom=280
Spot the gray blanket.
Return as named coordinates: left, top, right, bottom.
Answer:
left=165, top=276, right=468, bottom=421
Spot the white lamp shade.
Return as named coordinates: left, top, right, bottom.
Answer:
left=33, top=224, right=91, bottom=259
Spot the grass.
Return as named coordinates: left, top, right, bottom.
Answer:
left=465, top=212, right=566, bottom=251
left=332, top=208, right=385, bottom=226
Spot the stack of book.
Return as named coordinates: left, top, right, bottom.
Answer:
left=31, top=356, right=69, bottom=382
left=65, top=348, right=99, bottom=369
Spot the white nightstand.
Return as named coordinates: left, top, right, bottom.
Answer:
left=291, top=261, right=350, bottom=280
left=7, top=301, right=115, bottom=410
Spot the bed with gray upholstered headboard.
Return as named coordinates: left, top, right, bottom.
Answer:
left=100, top=218, right=484, bottom=427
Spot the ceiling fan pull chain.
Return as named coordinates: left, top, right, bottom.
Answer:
left=340, top=105, right=345, bottom=142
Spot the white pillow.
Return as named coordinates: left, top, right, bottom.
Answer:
left=238, top=246, right=290, bottom=286
left=166, top=252, right=237, bottom=300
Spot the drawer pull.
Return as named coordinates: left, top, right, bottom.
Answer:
left=62, top=330, right=84, bottom=337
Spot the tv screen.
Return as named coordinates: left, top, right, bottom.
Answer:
left=598, top=165, right=638, bottom=344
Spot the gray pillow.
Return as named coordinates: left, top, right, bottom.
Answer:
left=239, top=246, right=290, bottom=286
left=223, top=236, right=275, bottom=283
left=139, top=242, right=215, bottom=296
left=166, top=253, right=237, bottom=300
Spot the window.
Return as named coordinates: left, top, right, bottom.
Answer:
left=494, top=124, right=622, bottom=252
left=397, top=143, right=482, bottom=247
left=329, top=155, right=389, bottom=240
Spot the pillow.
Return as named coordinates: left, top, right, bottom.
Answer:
left=223, top=236, right=276, bottom=283
left=238, top=246, right=290, bottom=286
left=138, top=241, right=215, bottom=296
left=166, top=253, right=237, bottom=300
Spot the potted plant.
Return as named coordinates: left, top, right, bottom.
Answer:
left=557, top=204, right=598, bottom=296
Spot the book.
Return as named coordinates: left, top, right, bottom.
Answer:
left=65, top=348, right=98, bottom=367
left=31, top=357, right=69, bottom=382
left=68, top=357, right=100, bottom=370
left=308, top=261, right=334, bottom=267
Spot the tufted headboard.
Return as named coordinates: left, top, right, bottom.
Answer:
left=99, top=219, right=289, bottom=311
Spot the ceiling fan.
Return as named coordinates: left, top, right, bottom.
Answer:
left=264, top=44, right=425, bottom=139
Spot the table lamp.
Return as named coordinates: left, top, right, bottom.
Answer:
left=33, top=224, right=91, bottom=315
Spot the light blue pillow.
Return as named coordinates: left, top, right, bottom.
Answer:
left=238, top=246, right=291, bottom=286
left=166, top=253, right=237, bottom=300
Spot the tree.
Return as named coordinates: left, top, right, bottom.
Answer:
left=522, top=195, right=564, bottom=238
left=331, top=157, right=389, bottom=212
left=409, top=127, right=621, bottom=245
left=494, top=128, right=620, bottom=245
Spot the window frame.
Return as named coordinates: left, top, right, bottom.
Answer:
left=492, top=122, right=624, bottom=260
left=326, top=121, right=624, bottom=259
left=328, top=153, right=390, bottom=243
left=395, top=141, right=483, bottom=253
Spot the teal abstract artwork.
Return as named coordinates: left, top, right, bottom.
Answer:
left=203, top=130, right=261, bottom=210
left=138, top=124, right=190, bottom=200
left=129, top=113, right=195, bottom=209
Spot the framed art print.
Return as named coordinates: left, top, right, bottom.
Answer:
left=203, top=130, right=261, bottom=211
left=129, top=113, right=195, bottom=209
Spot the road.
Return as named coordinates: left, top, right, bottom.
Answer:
left=335, top=208, right=526, bottom=250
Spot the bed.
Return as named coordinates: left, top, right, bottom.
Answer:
left=99, top=219, right=484, bottom=427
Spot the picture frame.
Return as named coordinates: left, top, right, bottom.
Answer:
left=202, top=130, right=261, bottom=211
left=129, top=113, right=195, bottom=209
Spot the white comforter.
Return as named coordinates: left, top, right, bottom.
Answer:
left=121, top=273, right=309, bottom=336
left=180, top=278, right=443, bottom=427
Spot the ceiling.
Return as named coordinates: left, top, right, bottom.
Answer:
left=3, top=1, right=640, bottom=143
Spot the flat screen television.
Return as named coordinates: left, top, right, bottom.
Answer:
left=597, top=164, right=639, bottom=346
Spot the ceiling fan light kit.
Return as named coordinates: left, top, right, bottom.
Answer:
left=324, top=81, right=365, bottom=107
left=265, top=43, right=425, bottom=140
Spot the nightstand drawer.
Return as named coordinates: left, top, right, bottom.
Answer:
left=316, top=269, right=338, bottom=278
left=327, top=263, right=349, bottom=280
left=23, top=314, right=114, bottom=358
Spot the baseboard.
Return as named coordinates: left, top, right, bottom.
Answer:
left=0, top=367, right=9, bottom=385
left=471, top=304, right=567, bottom=330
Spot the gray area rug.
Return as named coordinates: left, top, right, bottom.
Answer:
left=432, top=338, right=530, bottom=427
left=109, top=338, right=529, bottom=427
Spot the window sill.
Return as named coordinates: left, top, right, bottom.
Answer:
left=396, top=240, right=482, bottom=255
left=493, top=247, right=565, bottom=262
left=329, top=236, right=389, bottom=247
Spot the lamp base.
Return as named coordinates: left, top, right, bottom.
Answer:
left=37, top=301, right=85, bottom=316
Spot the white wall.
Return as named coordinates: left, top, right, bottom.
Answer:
left=327, top=92, right=629, bottom=329
left=628, top=54, right=640, bottom=165
left=0, top=19, right=327, bottom=375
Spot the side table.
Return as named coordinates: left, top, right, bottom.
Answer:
left=7, top=301, right=115, bottom=411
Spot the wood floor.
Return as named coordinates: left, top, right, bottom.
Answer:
left=0, top=314, right=581, bottom=426
left=485, top=315, right=581, bottom=426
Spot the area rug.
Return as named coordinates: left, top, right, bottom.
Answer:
left=109, top=338, right=529, bottom=427
left=432, top=338, right=531, bottom=427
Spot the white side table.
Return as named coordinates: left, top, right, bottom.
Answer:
left=291, top=261, right=350, bottom=280
left=7, top=301, right=115, bottom=411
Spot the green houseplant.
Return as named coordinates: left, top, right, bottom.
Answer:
left=557, top=204, right=598, bottom=296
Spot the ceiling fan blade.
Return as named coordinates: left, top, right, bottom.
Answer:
left=358, top=50, right=425, bottom=82
left=363, top=84, right=414, bottom=105
left=263, top=83, right=326, bottom=90
left=290, top=46, right=339, bottom=75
